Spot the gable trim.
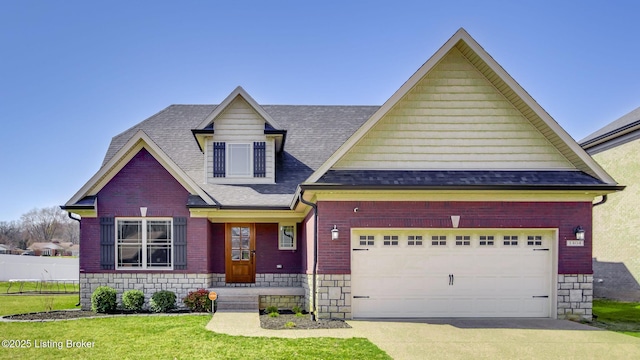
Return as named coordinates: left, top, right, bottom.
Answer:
left=304, top=28, right=617, bottom=185
left=196, top=86, right=283, bottom=131
left=65, top=130, right=215, bottom=207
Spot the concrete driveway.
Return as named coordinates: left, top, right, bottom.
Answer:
left=349, top=318, right=640, bottom=359
left=208, top=313, right=640, bottom=359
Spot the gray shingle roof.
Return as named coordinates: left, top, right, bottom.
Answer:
left=317, top=170, right=606, bottom=187
left=580, top=106, right=640, bottom=145
left=102, top=104, right=379, bottom=207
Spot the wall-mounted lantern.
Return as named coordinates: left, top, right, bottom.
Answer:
left=331, top=225, right=339, bottom=241
left=574, top=226, right=585, bottom=240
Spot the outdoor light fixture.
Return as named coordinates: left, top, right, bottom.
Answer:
left=331, top=225, right=339, bottom=240
left=574, top=226, right=585, bottom=240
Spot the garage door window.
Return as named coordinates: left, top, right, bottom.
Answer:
left=407, top=235, right=423, bottom=246
left=503, top=235, right=519, bottom=246
left=455, top=235, right=471, bottom=246
left=479, top=235, right=495, bottom=246
left=383, top=235, right=399, bottom=246
left=359, top=235, right=375, bottom=246
left=527, top=235, right=542, bottom=246
left=431, top=235, right=447, bottom=246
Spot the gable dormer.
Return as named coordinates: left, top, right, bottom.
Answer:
left=192, top=86, right=285, bottom=184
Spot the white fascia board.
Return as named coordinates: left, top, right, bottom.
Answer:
left=196, top=86, right=283, bottom=130
left=66, top=130, right=215, bottom=206
left=304, top=28, right=617, bottom=185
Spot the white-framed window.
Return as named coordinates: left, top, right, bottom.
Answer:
left=227, top=143, right=252, bottom=177
left=407, top=235, right=423, bottom=246
left=279, top=224, right=296, bottom=250
left=383, top=235, right=399, bottom=246
left=116, top=218, right=173, bottom=270
left=359, top=235, right=375, bottom=246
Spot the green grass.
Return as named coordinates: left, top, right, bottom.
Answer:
left=0, top=294, right=79, bottom=316
left=0, top=294, right=389, bottom=359
left=0, top=281, right=79, bottom=294
left=0, top=316, right=390, bottom=359
left=592, top=299, right=640, bottom=338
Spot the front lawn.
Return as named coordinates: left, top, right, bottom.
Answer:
left=0, top=294, right=78, bottom=316
left=592, top=299, right=640, bottom=338
left=0, top=316, right=389, bottom=359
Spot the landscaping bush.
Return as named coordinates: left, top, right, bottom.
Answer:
left=122, top=289, right=145, bottom=311
left=91, top=286, right=117, bottom=313
left=183, top=289, right=212, bottom=312
left=265, top=305, right=278, bottom=314
left=150, top=290, right=176, bottom=313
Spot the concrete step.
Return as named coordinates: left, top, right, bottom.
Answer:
left=215, top=294, right=258, bottom=311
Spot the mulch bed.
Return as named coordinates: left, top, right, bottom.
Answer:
left=259, top=311, right=351, bottom=330
left=3, top=309, right=191, bottom=321
left=3, top=309, right=351, bottom=330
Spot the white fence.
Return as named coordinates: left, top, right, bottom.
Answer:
left=0, top=254, right=79, bottom=281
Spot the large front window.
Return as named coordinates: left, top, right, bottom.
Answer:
left=116, top=218, right=172, bottom=269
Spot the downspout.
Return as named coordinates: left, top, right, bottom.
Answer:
left=67, top=212, right=81, bottom=307
left=298, top=192, right=318, bottom=321
left=592, top=195, right=607, bottom=207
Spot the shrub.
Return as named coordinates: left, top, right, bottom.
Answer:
left=91, top=286, right=117, bottom=313
left=150, top=290, right=176, bottom=313
left=292, top=306, right=303, bottom=314
left=284, top=321, right=296, bottom=328
left=265, top=305, right=278, bottom=314
left=122, top=289, right=145, bottom=311
left=183, top=289, right=212, bottom=312
left=269, top=311, right=279, bottom=318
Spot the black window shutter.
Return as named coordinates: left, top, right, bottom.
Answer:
left=254, top=141, right=266, bottom=177
left=213, top=142, right=226, bottom=177
left=173, top=217, right=187, bottom=270
left=100, top=217, right=115, bottom=270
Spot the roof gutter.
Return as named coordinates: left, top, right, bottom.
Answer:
left=593, top=195, right=608, bottom=207
left=299, top=183, right=626, bottom=192
left=298, top=191, right=318, bottom=321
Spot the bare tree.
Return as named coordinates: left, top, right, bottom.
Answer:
left=0, top=220, right=23, bottom=248
left=20, top=206, right=68, bottom=244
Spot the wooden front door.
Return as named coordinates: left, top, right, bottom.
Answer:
left=225, top=224, right=256, bottom=283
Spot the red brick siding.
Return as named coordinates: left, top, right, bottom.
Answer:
left=255, top=223, right=302, bottom=273
left=208, top=223, right=303, bottom=273
left=316, top=201, right=592, bottom=275
left=80, top=148, right=209, bottom=273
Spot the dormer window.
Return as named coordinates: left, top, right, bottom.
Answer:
left=212, top=141, right=266, bottom=179
left=228, top=143, right=252, bottom=177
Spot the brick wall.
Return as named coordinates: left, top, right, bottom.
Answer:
left=316, top=201, right=593, bottom=274
left=80, top=148, right=209, bottom=273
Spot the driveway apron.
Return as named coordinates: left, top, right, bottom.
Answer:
left=207, top=313, right=640, bottom=359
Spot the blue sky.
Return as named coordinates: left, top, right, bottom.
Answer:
left=1, top=1, right=639, bottom=222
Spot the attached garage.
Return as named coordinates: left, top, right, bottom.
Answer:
left=351, top=228, right=556, bottom=318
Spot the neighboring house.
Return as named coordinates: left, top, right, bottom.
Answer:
left=0, top=244, right=11, bottom=254
left=580, top=107, right=640, bottom=301
left=63, top=29, right=622, bottom=320
left=27, top=242, right=65, bottom=256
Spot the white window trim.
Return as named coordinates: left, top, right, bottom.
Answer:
left=226, top=142, right=253, bottom=178
left=278, top=223, right=297, bottom=250
left=115, top=217, right=173, bottom=270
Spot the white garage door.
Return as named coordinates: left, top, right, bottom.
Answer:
left=351, top=229, right=554, bottom=318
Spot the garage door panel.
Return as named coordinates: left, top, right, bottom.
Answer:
left=351, top=229, right=554, bottom=318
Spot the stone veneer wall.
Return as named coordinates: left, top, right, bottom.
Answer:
left=557, top=274, right=593, bottom=320
left=210, top=273, right=302, bottom=287
left=316, top=274, right=351, bottom=319
left=300, top=274, right=352, bottom=319
left=259, top=295, right=304, bottom=310
left=80, top=273, right=213, bottom=310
